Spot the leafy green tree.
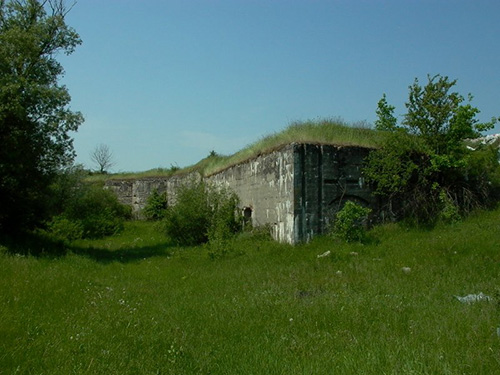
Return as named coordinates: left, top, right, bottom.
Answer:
left=0, top=0, right=83, bottom=233
left=365, top=74, right=499, bottom=224
left=403, top=75, right=494, bottom=155
left=375, top=93, right=398, bottom=131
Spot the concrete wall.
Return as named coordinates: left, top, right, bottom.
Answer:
left=105, top=143, right=377, bottom=244
left=207, top=144, right=295, bottom=244
left=293, top=144, right=376, bottom=243
left=105, top=173, right=201, bottom=219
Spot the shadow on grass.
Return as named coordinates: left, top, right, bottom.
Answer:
left=0, top=231, right=68, bottom=257
left=69, top=242, right=173, bottom=264
left=0, top=231, right=173, bottom=264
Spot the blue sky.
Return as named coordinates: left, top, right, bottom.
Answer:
left=60, top=0, right=500, bottom=172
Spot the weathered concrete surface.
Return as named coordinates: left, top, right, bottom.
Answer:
left=207, top=144, right=295, bottom=243
left=293, top=144, right=377, bottom=243
left=105, top=143, right=378, bottom=244
left=105, top=172, right=201, bottom=219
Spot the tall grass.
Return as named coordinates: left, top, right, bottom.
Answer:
left=202, top=118, right=383, bottom=176
left=1, top=209, right=499, bottom=374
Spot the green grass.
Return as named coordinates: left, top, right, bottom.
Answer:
left=1, top=210, right=500, bottom=374
left=101, top=119, right=385, bottom=180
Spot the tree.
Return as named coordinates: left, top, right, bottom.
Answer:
left=374, top=93, right=398, bottom=132
left=403, top=75, right=494, bottom=155
left=90, top=144, right=115, bottom=173
left=0, top=0, right=83, bottom=233
left=365, top=74, right=499, bottom=224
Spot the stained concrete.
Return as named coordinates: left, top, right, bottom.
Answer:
left=105, top=172, right=201, bottom=219
left=206, top=144, right=295, bottom=243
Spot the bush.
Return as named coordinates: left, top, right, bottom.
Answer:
left=163, top=181, right=240, bottom=247
left=45, top=182, right=131, bottom=240
left=143, top=189, right=168, bottom=221
left=333, top=201, right=371, bottom=242
left=207, top=189, right=240, bottom=258
left=66, top=185, right=131, bottom=238
left=46, top=216, right=84, bottom=241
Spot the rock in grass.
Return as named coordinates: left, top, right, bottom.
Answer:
left=455, top=292, right=492, bottom=304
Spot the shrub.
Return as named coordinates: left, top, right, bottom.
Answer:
left=333, top=201, right=372, bottom=242
left=46, top=182, right=131, bottom=240
left=207, top=189, right=240, bottom=258
left=65, top=185, right=131, bottom=238
left=143, top=189, right=168, bottom=221
left=163, top=181, right=240, bottom=247
left=46, top=216, right=84, bottom=241
left=438, top=189, right=461, bottom=224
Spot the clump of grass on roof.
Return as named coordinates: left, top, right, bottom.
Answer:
left=202, top=118, right=384, bottom=176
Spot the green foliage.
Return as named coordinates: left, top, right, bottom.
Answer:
left=438, top=189, right=461, bottom=224
left=207, top=189, right=241, bottom=259
left=44, top=175, right=131, bottom=241
left=46, top=215, right=84, bottom=241
left=64, top=185, right=131, bottom=239
left=375, top=94, right=398, bottom=131
left=163, top=181, right=240, bottom=247
left=333, top=201, right=372, bottom=242
left=163, top=182, right=212, bottom=246
left=403, top=75, right=496, bottom=155
left=0, top=0, right=83, bottom=233
left=366, top=74, right=499, bottom=224
left=143, top=189, right=168, bottom=221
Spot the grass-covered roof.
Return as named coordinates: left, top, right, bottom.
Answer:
left=104, top=119, right=384, bottom=180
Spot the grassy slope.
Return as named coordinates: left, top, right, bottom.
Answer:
left=1, top=208, right=499, bottom=374
left=99, top=119, right=384, bottom=181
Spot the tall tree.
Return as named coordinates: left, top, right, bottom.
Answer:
left=0, top=0, right=83, bottom=233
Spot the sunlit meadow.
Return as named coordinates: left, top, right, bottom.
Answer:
left=1, top=208, right=499, bottom=374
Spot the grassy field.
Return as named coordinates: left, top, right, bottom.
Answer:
left=1, top=208, right=499, bottom=374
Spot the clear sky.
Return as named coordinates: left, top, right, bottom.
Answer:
left=60, top=0, right=500, bottom=172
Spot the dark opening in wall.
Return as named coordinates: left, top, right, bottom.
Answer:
left=242, top=207, right=253, bottom=228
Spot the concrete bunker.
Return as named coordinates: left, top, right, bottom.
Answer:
left=106, top=143, right=380, bottom=244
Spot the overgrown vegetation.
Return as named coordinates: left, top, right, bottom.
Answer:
left=1, top=207, right=499, bottom=374
left=365, top=74, right=499, bottom=225
left=332, top=201, right=372, bottom=242
left=143, top=189, right=168, bottom=221
left=45, top=180, right=131, bottom=241
left=162, top=181, right=240, bottom=247
left=15, top=165, right=131, bottom=244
